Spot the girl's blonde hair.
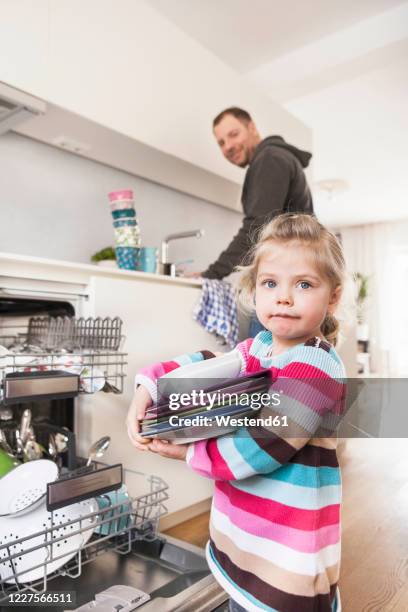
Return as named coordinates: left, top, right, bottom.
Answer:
left=239, top=213, right=346, bottom=346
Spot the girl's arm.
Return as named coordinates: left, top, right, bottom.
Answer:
left=186, top=347, right=346, bottom=481
left=134, top=350, right=210, bottom=404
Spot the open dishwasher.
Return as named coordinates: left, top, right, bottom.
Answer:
left=0, top=461, right=229, bottom=612
left=0, top=297, right=229, bottom=611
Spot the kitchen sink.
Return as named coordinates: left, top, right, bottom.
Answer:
left=5, top=534, right=228, bottom=612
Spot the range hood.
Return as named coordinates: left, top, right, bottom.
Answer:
left=0, top=81, right=46, bottom=135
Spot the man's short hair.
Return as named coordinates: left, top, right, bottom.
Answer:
left=213, top=107, right=252, bottom=128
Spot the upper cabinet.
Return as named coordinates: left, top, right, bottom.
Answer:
left=0, top=0, right=49, bottom=95
left=0, top=0, right=312, bottom=210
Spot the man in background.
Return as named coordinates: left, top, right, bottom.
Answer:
left=201, top=107, right=314, bottom=281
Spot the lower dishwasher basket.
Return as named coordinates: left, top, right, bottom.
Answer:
left=0, top=465, right=228, bottom=611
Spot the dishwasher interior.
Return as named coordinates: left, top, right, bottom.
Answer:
left=0, top=295, right=228, bottom=611
left=0, top=462, right=228, bottom=612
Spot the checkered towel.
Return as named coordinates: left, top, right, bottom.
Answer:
left=193, top=279, right=239, bottom=348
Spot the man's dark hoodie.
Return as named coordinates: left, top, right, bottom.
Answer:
left=202, top=136, right=313, bottom=280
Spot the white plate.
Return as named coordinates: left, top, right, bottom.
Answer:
left=159, top=350, right=242, bottom=396
left=80, top=367, right=106, bottom=393
left=0, top=460, right=58, bottom=517
left=0, top=345, right=9, bottom=357
left=0, top=497, right=98, bottom=583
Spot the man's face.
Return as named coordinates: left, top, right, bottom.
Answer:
left=213, top=114, right=259, bottom=167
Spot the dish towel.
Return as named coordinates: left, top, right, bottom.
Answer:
left=193, top=279, right=239, bottom=348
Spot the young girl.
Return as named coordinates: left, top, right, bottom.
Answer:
left=127, top=213, right=347, bottom=612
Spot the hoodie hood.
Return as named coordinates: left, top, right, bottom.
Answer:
left=254, top=135, right=312, bottom=168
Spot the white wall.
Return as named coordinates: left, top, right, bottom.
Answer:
left=286, top=55, right=408, bottom=227
left=0, top=132, right=242, bottom=270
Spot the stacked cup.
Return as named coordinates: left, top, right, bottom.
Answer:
left=108, top=190, right=141, bottom=270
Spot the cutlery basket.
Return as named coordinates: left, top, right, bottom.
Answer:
left=27, top=316, right=124, bottom=352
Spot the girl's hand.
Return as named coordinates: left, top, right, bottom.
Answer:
left=126, top=385, right=153, bottom=451
left=147, top=438, right=188, bottom=461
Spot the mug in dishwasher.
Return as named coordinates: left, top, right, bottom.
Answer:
left=96, top=485, right=131, bottom=536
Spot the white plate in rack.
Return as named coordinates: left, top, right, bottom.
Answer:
left=0, top=460, right=58, bottom=517
left=0, top=497, right=98, bottom=583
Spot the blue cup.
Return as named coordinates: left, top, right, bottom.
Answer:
left=113, top=219, right=137, bottom=228
left=115, top=246, right=139, bottom=270
left=111, top=209, right=136, bottom=219
left=136, top=247, right=158, bottom=273
left=96, top=485, right=131, bottom=536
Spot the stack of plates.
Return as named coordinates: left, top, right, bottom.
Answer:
left=108, top=190, right=141, bottom=270
left=139, top=369, right=272, bottom=444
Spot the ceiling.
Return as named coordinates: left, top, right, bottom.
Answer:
left=148, top=0, right=408, bottom=227
left=147, top=0, right=405, bottom=73
left=286, top=52, right=408, bottom=227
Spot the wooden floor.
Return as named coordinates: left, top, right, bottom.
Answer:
left=163, top=438, right=408, bottom=611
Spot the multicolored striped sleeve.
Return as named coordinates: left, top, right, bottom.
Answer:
left=186, top=346, right=346, bottom=481
left=134, top=339, right=252, bottom=404
left=134, top=350, right=208, bottom=404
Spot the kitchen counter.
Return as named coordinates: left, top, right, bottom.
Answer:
left=0, top=251, right=203, bottom=289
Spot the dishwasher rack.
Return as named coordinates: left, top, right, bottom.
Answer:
left=0, top=349, right=127, bottom=397
left=27, top=316, right=124, bottom=352
left=0, top=316, right=127, bottom=398
left=0, top=316, right=124, bottom=352
left=0, top=466, right=169, bottom=604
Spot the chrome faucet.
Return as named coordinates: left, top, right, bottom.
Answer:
left=159, top=229, right=204, bottom=276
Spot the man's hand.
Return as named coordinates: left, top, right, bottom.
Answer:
left=182, top=271, right=203, bottom=279
left=126, top=385, right=153, bottom=451
left=147, top=438, right=188, bottom=461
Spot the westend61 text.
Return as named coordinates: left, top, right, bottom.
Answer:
left=168, top=414, right=289, bottom=427
left=167, top=390, right=281, bottom=411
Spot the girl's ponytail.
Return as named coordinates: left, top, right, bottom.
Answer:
left=321, top=313, right=339, bottom=346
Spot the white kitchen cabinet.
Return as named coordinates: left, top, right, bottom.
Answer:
left=1, top=0, right=311, bottom=198
left=0, top=0, right=49, bottom=97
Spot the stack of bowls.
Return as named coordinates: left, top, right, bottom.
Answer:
left=108, top=190, right=141, bottom=270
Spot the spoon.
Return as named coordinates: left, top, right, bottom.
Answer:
left=86, top=436, right=111, bottom=466
left=24, top=438, right=43, bottom=461
left=15, top=430, right=25, bottom=458
left=54, top=432, right=69, bottom=454
left=53, top=431, right=69, bottom=469
left=48, top=433, right=57, bottom=460
left=23, top=424, right=44, bottom=461
left=19, top=408, right=32, bottom=446
left=0, top=429, right=17, bottom=458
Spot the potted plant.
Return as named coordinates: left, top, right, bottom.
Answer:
left=91, top=247, right=117, bottom=268
left=354, top=272, right=369, bottom=341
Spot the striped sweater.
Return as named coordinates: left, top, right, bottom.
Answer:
left=135, top=331, right=346, bottom=612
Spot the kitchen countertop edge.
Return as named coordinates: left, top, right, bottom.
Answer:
left=0, top=252, right=203, bottom=288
